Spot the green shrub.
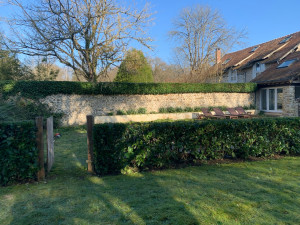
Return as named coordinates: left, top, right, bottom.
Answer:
left=114, top=49, right=154, bottom=83
left=137, top=108, right=147, bottom=114
left=166, top=107, right=176, bottom=113
left=184, top=107, right=193, bottom=112
left=116, top=110, right=127, bottom=115
left=159, top=108, right=168, bottom=113
left=0, top=81, right=257, bottom=100
left=0, top=98, right=63, bottom=128
left=93, top=118, right=300, bottom=175
left=107, top=112, right=114, bottom=116
left=126, top=109, right=137, bottom=115
left=193, top=107, right=202, bottom=112
left=0, top=121, right=39, bottom=185
left=175, top=107, right=184, bottom=113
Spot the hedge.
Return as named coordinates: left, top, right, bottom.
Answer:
left=0, top=81, right=257, bottom=99
left=93, top=118, right=300, bottom=175
left=0, top=121, right=38, bottom=185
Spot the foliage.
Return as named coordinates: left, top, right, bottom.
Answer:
left=0, top=81, right=257, bottom=100
left=0, top=50, right=33, bottom=81
left=158, top=105, right=256, bottom=114
left=0, top=121, right=38, bottom=186
left=93, top=118, right=300, bottom=175
left=1, top=125, right=299, bottom=224
left=32, top=57, right=60, bottom=81
left=0, top=97, right=63, bottom=128
left=116, top=110, right=127, bottom=115
left=6, top=0, right=153, bottom=82
left=114, top=49, right=154, bottom=83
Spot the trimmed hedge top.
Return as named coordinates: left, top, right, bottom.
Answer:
left=0, top=81, right=257, bottom=99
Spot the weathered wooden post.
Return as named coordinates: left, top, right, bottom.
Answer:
left=36, top=117, right=45, bottom=181
left=86, top=115, right=94, bottom=173
left=47, top=116, right=54, bottom=173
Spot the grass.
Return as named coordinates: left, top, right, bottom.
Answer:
left=0, top=127, right=300, bottom=225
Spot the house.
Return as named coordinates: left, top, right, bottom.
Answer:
left=216, top=31, right=300, bottom=117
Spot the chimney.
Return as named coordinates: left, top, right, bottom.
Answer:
left=216, top=48, right=221, bottom=64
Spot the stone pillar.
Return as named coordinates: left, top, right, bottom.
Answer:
left=282, top=86, right=296, bottom=117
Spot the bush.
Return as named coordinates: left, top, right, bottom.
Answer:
left=0, top=81, right=257, bottom=100
left=116, top=110, right=127, bottom=115
left=0, top=98, right=63, bottom=128
left=137, top=108, right=147, bottom=114
left=93, top=118, right=300, bottom=175
left=114, top=49, right=154, bottom=83
left=0, top=121, right=39, bottom=185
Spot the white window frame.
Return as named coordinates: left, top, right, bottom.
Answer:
left=260, top=87, right=283, bottom=112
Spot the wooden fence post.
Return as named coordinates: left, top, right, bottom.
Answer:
left=36, top=117, right=45, bottom=181
left=87, top=115, right=94, bottom=173
left=47, top=116, right=54, bottom=173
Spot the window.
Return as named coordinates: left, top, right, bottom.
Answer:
left=256, top=63, right=261, bottom=73
left=261, top=89, right=267, bottom=110
left=222, top=58, right=231, bottom=65
left=250, top=46, right=260, bottom=52
left=260, top=88, right=283, bottom=112
left=279, top=36, right=292, bottom=44
left=230, top=70, right=237, bottom=82
left=277, top=88, right=283, bottom=110
left=277, top=59, right=296, bottom=68
left=295, top=87, right=300, bottom=99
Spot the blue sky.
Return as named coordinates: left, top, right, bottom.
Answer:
left=146, top=0, right=300, bottom=62
left=1, top=0, right=300, bottom=64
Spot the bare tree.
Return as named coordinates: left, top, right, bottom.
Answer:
left=169, top=5, right=246, bottom=82
left=149, top=57, right=186, bottom=83
left=5, top=0, right=153, bottom=82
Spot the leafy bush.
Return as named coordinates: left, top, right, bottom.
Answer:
left=116, top=110, right=127, bottom=115
left=0, top=81, right=257, bottom=100
left=137, top=108, right=147, bottom=114
left=0, top=121, right=38, bottom=185
left=114, top=49, right=154, bottom=83
left=93, top=118, right=300, bottom=175
left=0, top=98, right=63, bottom=128
left=126, top=109, right=137, bottom=115
left=184, top=107, right=193, bottom=112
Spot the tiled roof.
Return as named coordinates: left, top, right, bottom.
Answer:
left=252, top=51, right=300, bottom=84
left=221, top=32, right=300, bottom=70
left=219, top=31, right=300, bottom=84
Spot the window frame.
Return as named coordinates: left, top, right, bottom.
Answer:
left=260, top=87, right=283, bottom=112
left=277, top=59, right=296, bottom=69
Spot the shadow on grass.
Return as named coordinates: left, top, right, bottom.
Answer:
left=4, top=128, right=300, bottom=225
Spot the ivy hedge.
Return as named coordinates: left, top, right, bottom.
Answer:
left=0, top=81, right=257, bottom=99
left=0, top=121, right=38, bottom=186
left=93, top=118, right=300, bottom=175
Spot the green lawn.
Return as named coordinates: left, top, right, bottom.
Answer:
left=1, top=127, right=299, bottom=225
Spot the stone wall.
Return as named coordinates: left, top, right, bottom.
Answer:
left=283, top=86, right=297, bottom=116
left=40, top=93, right=255, bottom=125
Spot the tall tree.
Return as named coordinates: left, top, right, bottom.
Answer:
left=169, top=5, right=246, bottom=82
left=6, top=0, right=153, bottom=82
left=0, top=35, right=33, bottom=80
left=32, top=57, right=60, bottom=81
left=149, top=57, right=185, bottom=83
left=114, top=49, right=153, bottom=83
